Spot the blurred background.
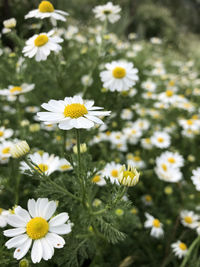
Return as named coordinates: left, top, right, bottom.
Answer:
left=1, top=0, right=200, bottom=42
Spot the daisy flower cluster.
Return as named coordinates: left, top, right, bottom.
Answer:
left=1, top=0, right=200, bottom=266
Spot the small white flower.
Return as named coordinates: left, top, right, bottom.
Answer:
left=10, top=141, right=30, bottom=158
left=37, top=95, right=111, bottom=130
left=4, top=198, right=72, bottom=263
left=102, top=162, right=122, bottom=185
left=191, top=167, right=200, bottom=191
left=0, top=127, right=13, bottom=141
left=180, top=210, right=199, bottom=229
left=144, top=213, right=164, bottom=238
left=3, top=18, right=16, bottom=29
left=93, top=2, right=121, bottom=24
left=151, top=131, right=171, bottom=149
left=20, top=152, right=59, bottom=176
left=22, top=30, right=63, bottom=61
left=25, top=1, right=68, bottom=21
left=171, top=240, right=188, bottom=259
left=0, top=209, right=9, bottom=227
left=118, top=165, right=140, bottom=187
left=100, top=61, right=139, bottom=92
left=57, top=158, right=72, bottom=172
left=0, top=83, right=35, bottom=96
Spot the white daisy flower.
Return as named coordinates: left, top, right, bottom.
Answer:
left=0, top=126, right=13, bottom=141
left=141, top=138, right=153, bottom=150
left=191, top=167, right=200, bottom=191
left=141, top=195, right=153, bottom=206
left=91, top=173, right=106, bottom=186
left=155, top=164, right=182, bottom=183
left=120, top=108, right=133, bottom=120
left=100, top=61, right=139, bottom=92
left=25, top=106, right=40, bottom=113
left=0, top=141, right=13, bottom=163
left=156, top=151, right=184, bottom=169
left=151, top=131, right=171, bottom=149
left=4, top=198, right=72, bottom=263
left=57, top=158, right=72, bottom=172
left=171, top=240, right=188, bottom=259
left=144, top=213, right=164, bottom=238
left=22, top=30, right=63, bottom=62
left=126, top=154, right=145, bottom=169
left=20, top=152, right=59, bottom=175
left=0, top=83, right=35, bottom=96
left=0, top=209, right=9, bottom=227
left=102, top=162, right=122, bottom=185
left=25, top=1, right=68, bottom=21
left=37, top=95, right=111, bottom=130
left=93, top=2, right=121, bottom=24
left=180, top=210, right=199, bottom=229
left=141, top=80, right=157, bottom=92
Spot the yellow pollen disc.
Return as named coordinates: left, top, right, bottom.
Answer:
left=187, top=120, right=193, bottom=125
left=111, top=169, right=118, bottom=177
left=166, top=90, right=173, bottom=97
left=184, top=216, right=193, bottom=224
left=112, top=67, right=126, bottom=79
left=60, top=164, right=70, bottom=170
left=145, top=138, right=151, bottom=143
left=179, top=242, right=187, bottom=251
left=34, top=163, right=48, bottom=173
left=0, top=131, right=4, bottom=137
left=106, top=131, right=111, bottom=136
left=192, top=115, right=198, bottom=120
left=168, top=157, right=175, bottom=163
left=161, top=164, right=167, bottom=171
left=133, top=156, right=141, bottom=162
left=10, top=86, right=22, bottom=93
left=157, top=137, right=164, bottom=143
left=2, top=147, right=10, bottom=154
left=169, top=80, right=175, bottom=86
left=153, top=219, right=160, bottom=228
left=34, top=34, right=49, bottom=47
left=147, top=92, right=152, bottom=96
left=26, top=217, right=49, bottom=240
left=64, top=103, right=88, bottom=118
left=0, top=208, right=2, bottom=215
left=131, top=130, right=136, bottom=134
left=123, top=170, right=135, bottom=179
left=92, top=175, right=101, bottom=183
left=38, top=1, right=54, bottom=13
left=145, top=195, right=152, bottom=202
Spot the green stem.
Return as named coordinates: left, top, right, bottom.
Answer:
left=75, top=129, right=85, bottom=203
left=180, top=236, right=200, bottom=267
left=62, top=130, right=67, bottom=157
left=15, top=160, right=21, bottom=204
left=113, top=186, right=127, bottom=205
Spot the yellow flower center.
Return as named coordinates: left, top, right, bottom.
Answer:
left=157, top=137, right=164, bottom=143
left=64, top=103, right=88, bottom=118
left=0, top=208, right=2, bottom=215
left=112, top=67, right=126, bottom=79
left=145, top=195, right=152, bottom=202
left=187, top=120, right=193, bottom=125
left=106, top=131, right=111, bottom=136
left=2, top=147, right=10, bottom=154
left=153, top=219, right=160, bottom=228
left=147, top=92, right=152, bottom=96
left=60, top=164, right=70, bottom=170
left=111, top=169, right=118, bottom=177
left=145, top=138, right=151, bottom=144
left=169, top=80, right=175, bottom=87
left=184, top=216, right=193, bottom=224
left=168, top=157, right=175, bottom=163
left=133, top=156, right=141, bottom=162
left=92, top=175, right=101, bottom=183
left=123, top=170, right=135, bottom=179
left=26, top=217, right=49, bottom=240
left=0, top=131, right=4, bottom=137
left=166, top=90, right=173, bottom=97
left=161, top=164, right=167, bottom=171
left=38, top=1, right=54, bottom=13
left=10, top=86, right=22, bottom=94
left=34, top=34, right=49, bottom=47
left=34, top=163, right=48, bottom=173
left=179, top=242, right=187, bottom=251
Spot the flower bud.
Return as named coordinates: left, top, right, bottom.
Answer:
left=3, top=18, right=16, bottom=29
left=10, top=141, right=30, bottom=158
left=19, top=259, right=29, bottom=267
left=73, top=143, right=87, bottom=154
left=118, top=165, right=140, bottom=187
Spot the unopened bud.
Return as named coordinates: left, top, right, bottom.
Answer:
left=10, top=141, right=30, bottom=158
